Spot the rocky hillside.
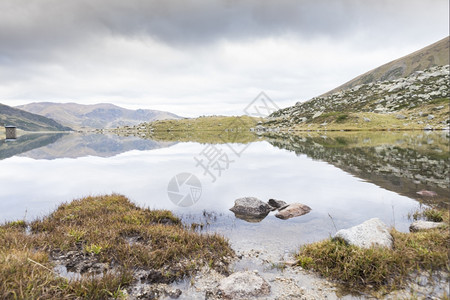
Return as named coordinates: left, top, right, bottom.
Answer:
left=16, top=102, right=182, bottom=130
left=0, top=103, right=72, bottom=132
left=322, top=36, right=449, bottom=96
left=267, top=64, right=449, bottom=131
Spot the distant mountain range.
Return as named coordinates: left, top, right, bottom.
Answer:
left=322, top=36, right=449, bottom=96
left=16, top=102, right=182, bottom=130
left=0, top=103, right=72, bottom=132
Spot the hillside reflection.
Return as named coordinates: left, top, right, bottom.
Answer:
left=265, top=131, right=449, bottom=206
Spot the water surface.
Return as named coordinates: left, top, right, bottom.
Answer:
left=0, top=131, right=448, bottom=258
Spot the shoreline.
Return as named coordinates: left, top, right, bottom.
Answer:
left=1, top=194, right=448, bottom=299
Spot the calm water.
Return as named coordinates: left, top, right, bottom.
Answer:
left=0, top=131, right=448, bottom=257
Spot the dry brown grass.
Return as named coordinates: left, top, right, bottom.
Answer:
left=0, top=194, right=233, bottom=299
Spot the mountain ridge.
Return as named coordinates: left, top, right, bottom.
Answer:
left=321, top=36, right=449, bottom=96
left=16, top=102, right=182, bottom=130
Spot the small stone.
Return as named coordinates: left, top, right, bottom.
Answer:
left=427, top=114, right=435, bottom=120
left=416, top=190, right=437, bottom=197
left=217, top=271, right=270, bottom=299
left=268, top=199, right=288, bottom=209
left=275, top=203, right=311, bottom=220
left=409, top=220, right=446, bottom=232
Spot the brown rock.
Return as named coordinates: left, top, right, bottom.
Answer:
left=275, top=203, right=311, bottom=220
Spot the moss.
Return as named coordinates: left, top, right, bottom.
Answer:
left=296, top=209, right=449, bottom=295
left=1, top=194, right=233, bottom=299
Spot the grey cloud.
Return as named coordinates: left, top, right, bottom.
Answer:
left=2, top=0, right=447, bottom=62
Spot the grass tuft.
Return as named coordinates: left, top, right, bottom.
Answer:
left=296, top=208, right=449, bottom=294
left=1, top=194, right=233, bottom=299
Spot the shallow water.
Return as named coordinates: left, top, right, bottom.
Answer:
left=0, top=131, right=448, bottom=260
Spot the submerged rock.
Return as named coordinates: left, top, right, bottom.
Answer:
left=275, top=203, right=311, bottom=220
left=217, top=271, right=270, bottom=299
left=409, top=220, right=446, bottom=232
left=230, top=197, right=272, bottom=219
left=268, top=199, right=287, bottom=210
left=416, top=190, right=438, bottom=197
left=232, top=213, right=269, bottom=223
left=334, top=218, right=393, bottom=249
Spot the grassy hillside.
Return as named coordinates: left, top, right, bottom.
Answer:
left=16, top=102, right=181, bottom=130
left=107, top=115, right=261, bottom=143
left=0, top=103, right=72, bottom=132
left=322, top=36, right=449, bottom=96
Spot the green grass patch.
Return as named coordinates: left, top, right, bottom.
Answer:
left=410, top=207, right=447, bottom=223
left=336, top=114, right=349, bottom=122
left=1, top=194, right=233, bottom=299
left=296, top=209, right=449, bottom=295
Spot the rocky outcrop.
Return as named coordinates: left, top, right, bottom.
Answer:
left=268, top=65, right=449, bottom=128
left=275, top=203, right=311, bottom=220
left=217, top=271, right=270, bottom=299
left=230, top=197, right=272, bottom=219
left=334, top=218, right=393, bottom=249
left=409, top=220, right=447, bottom=232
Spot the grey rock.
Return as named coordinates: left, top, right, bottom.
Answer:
left=217, top=271, right=270, bottom=299
left=409, top=220, right=446, bottom=232
left=312, top=111, right=323, bottom=119
left=334, top=218, right=393, bottom=249
left=363, top=117, right=371, bottom=122
left=268, top=199, right=288, bottom=210
left=275, top=203, right=311, bottom=220
left=396, top=114, right=407, bottom=120
left=433, top=105, right=444, bottom=110
left=424, top=125, right=433, bottom=130
left=230, top=197, right=272, bottom=218
left=427, top=114, right=435, bottom=120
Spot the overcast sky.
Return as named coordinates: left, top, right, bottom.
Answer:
left=0, top=0, right=448, bottom=117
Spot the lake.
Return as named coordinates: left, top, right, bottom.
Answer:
left=0, top=131, right=448, bottom=260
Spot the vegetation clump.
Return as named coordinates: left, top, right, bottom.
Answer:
left=296, top=208, right=449, bottom=295
left=0, top=194, right=233, bottom=299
